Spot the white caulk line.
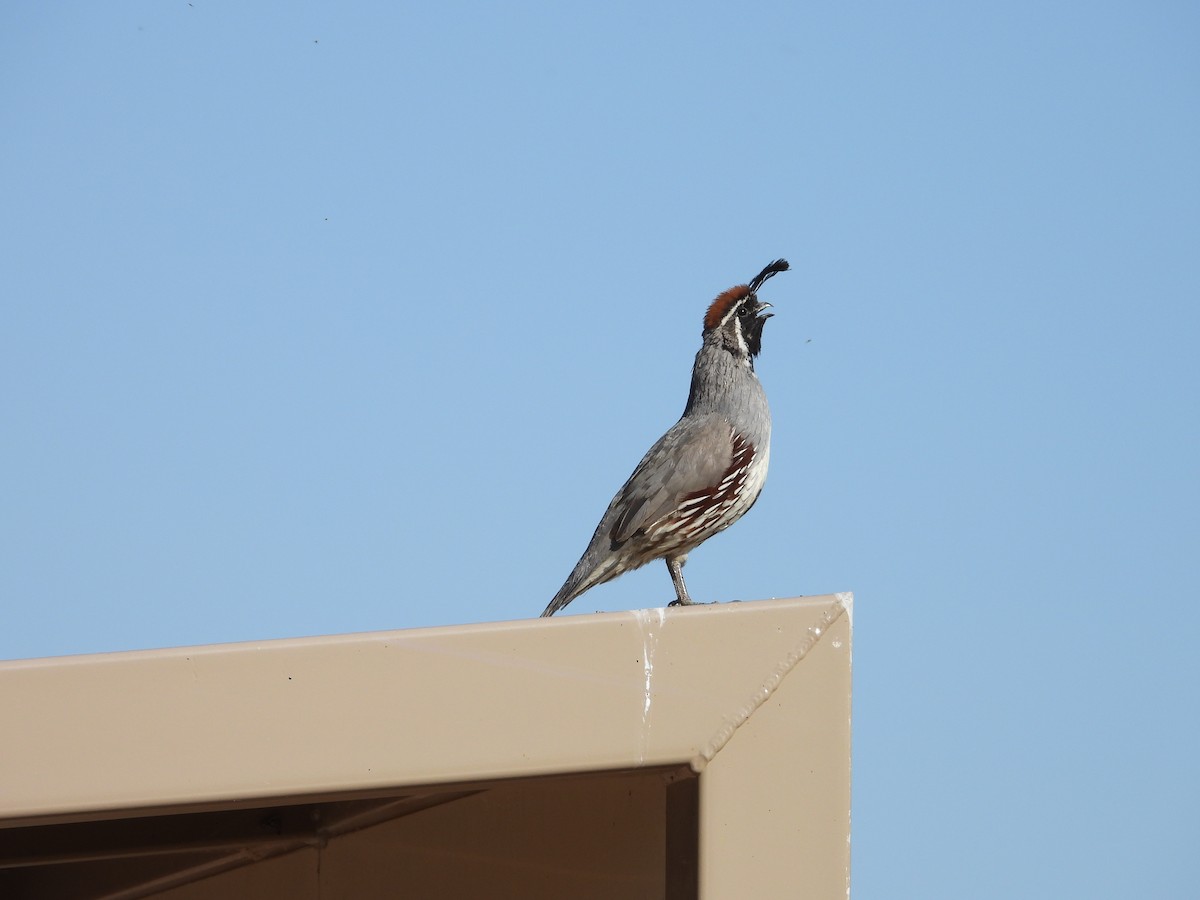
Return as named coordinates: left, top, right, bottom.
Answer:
left=633, top=606, right=667, bottom=764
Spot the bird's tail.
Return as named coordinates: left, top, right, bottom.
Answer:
left=541, top=552, right=622, bottom=617
left=541, top=584, right=576, bottom=618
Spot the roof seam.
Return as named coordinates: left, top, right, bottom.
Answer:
left=691, top=594, right=849, bottom=769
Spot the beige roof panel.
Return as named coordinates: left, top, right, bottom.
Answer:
left=1, top=594, right=852, bottom=898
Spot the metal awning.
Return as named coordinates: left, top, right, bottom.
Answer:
left=0, top=594, right=852, bottom=899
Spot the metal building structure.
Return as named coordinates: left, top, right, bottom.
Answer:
left=0, top=594, right=852, bottom=899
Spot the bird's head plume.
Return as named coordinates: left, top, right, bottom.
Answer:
left=702, top=258, right=789, bottom=360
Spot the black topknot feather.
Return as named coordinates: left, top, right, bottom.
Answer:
left=748, top=258, right=789, bottom=294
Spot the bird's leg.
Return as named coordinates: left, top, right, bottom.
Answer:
left=666, top=556, right=692, bottom=607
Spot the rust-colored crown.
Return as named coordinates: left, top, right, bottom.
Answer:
left=704, top=286, right=752, bottom=332
left=702, top=259, right=789, bottom=333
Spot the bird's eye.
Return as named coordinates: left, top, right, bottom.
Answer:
left=738, top=304, right=752, bottom=318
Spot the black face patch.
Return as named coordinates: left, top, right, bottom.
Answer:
left=711, top=290, right=773, bottom=365
left=743, top=312, right=768, bottom=358
left=725, top=295, right=770, bottom=359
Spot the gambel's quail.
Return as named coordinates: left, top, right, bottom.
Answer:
left=542, top=258, right=788, bottom=617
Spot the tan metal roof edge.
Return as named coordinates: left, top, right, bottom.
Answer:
left=0, top=594, right=852, bottom=825
left=689, top=591, right=851, bottom=772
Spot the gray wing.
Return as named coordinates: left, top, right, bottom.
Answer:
left=607, top=413, right=735, bottom=547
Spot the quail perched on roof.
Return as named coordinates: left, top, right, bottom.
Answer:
left=542, top=258, right=788, bottom=617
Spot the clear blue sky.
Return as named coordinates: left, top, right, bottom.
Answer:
left=3, top=2, right=1197, bottom=896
